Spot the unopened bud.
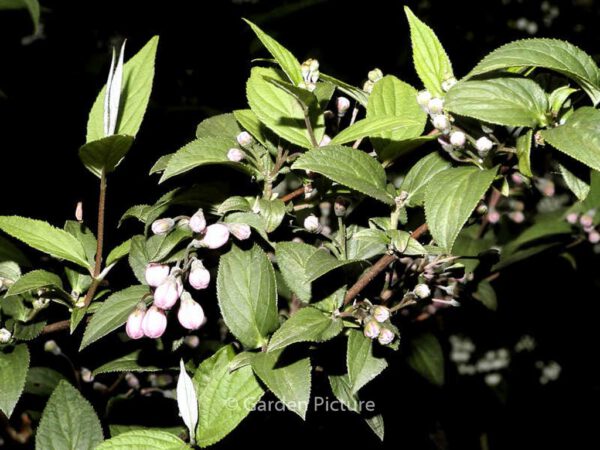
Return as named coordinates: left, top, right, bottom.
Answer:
left=126, top=303, right=147, bottom=340
left=363, top=80, right=375, bottom=93
left=336, top=96, right=351, bottom=116
left=145, top=263, right=170, bottom=288
left=227, top=223, right=251, bottom=241
left=75, top=201, right=83, bottom=222
left=189, top=259, right=210, bottom=290
left=151, top=218, right=175, bottom=235
left=441, top=77, right=457, bottom=92
left=589, top=230, right=600, bottom=243
left=508, top=211, right=525, bottom=223
left=580, top=214, right=594, bottom=228
left=309, top=70, right=320, bottom=84
left=416, top=90, right=432, bottom=110
left=319, top=134, right=332, bottom=147
left=372, top=305, right=390, bottom=323
left=142, top=306, right=167, bottom=339
left=236, top=131, right=253, bottom=147
left=81, top=367, right=94, bottom=383
left=305, top=58, right=319, bottom=72
left=432, top=114, right=450, bottom=132
left=334, top=197, right=349, bottom=217
left=428, top=97, right=444, bottom=114
left=449, top=131, right=466, bottom=147
left=177, top=292, right=206, bottom=330
left=303, top=214, right=321, bottom=233
left=414, top=283, right=431, bottom=299
left=476, top=203, right=488, bottom=215
left=363, top=320, right=382, bottom=339
left=0, top=328, right=11, bottom=344
left=189, top=208, right=207, bottom=233
left=154, top=274, right=183, bottom=309
left=200, top=223, right=230, bottom=249
left=377, top=328, right=395, bottom=345
left=225, top=147, right=245, bottom=163
left=44, top=340, right=61, bottom=355
left=566, top=213, right=579, bottom=224
left=488, top=210, right=501, bottom=224
left=368, top=68, right=383, bottom=82
left=125, top=373, right=140, bottom=389
left=475, top=137, right=494, bottom=154
left=184, top=335, right=200, bottom=348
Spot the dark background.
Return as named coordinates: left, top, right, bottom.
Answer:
left=1, top=0, right=600, bottom=449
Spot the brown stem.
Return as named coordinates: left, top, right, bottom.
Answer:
left=280, top=186, right=305, bottom=203
left=41, top=319, right=70, bottom=335
left=343, top=223, right=429, bottom=305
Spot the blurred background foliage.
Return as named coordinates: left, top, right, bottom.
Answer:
left=1, top=1, right=599, bottom=449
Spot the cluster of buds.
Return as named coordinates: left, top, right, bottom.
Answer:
left=566, top=209, right=600, bottom=244
left=362, top=304, right=397, bottom=346
left=363, top=68, right=383, bottom=93
left=227, top=132, right=253, bottom=162
left=300, top=58, right=320, bottom=91
left=484, top=198, right=526, bottom=224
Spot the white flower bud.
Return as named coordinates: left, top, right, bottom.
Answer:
left=126, top=303, right=147, bottom=340
left=303, top=214, right=321, bottom=233
left=308, top=58, right=319, bottom=72
left=336, top=96, right=351, bottom=116
left=177, top=292, right=206, bottom=330
left=309, top=70, right=320, bottom=84
left=145, top=263, right=170, bottom=287
left=75, top=201, right=83, bottom=222
left=227, top=148, right=245, bottom=162
left=416, top=90, right=432, bottom=110
left=414, top=283, right=431, bottom=299
left=151, top=218, right=175, bottom=235
left=432, top=114, right=450, bottom=132
left=189, top=208, right=207, bottom=233
left=154, top=274, right=183, bottom=309
left=0, top=328, right=11, bottom=344
left=188, top=259, right=210, bottom=290
left=363, top=320, right=382, bottom=339
left=475, top=137, right=494, bottom=154
left=200, top=223, right=230, bottom=249
left=227, top=223, right=251, bottom=241
left=427, top=97, right=444, bottom=114
left=142, top=306, right=167, bottom=339
left=44, top=340, right=62, bottom=355
left=368, top=68, right=383, bottom=82
left=442, top=77, right=457, bottom=92
left=377, top=328, right=395, bottom=345
left=81, top=367, right=94, bottom=383
left=319, top=134, right=332, bottom=147
left=363, top=80, right=374, bottom=93
left=236, top=131, right=253, bottom=147
left=372, top=305, right=390, bottom=323
left=449, top=131, right=466, bottom=147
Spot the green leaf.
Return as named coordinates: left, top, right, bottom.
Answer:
left=244, top=19, right=302, bottom=85
left=319, top=72, right=369, bottom=107
left=149, top=154, right=172, bottom=175
left=559, top=163, right=590, bottom=201
left=582, top=170, right=600, bottom=210
left=328, top=374, right=360, bottom=413
left=275, top=241, right=317, bottom=302
left=80, top=285, right=149, bottom=350
left=445, top=78, right=549, bottom=128
left=0, top=0, right=39, bottom=33
left=502, top=218, right=572, bottom=258
left=366, top=75, right=427, bottom=160
left=292, top=145, right=394, bottom=205
left=160, top=136, right=246, bottom=183
left=424, top=166, right=497, bottom=252
left=233, top=109, right=275, bottom=147
left=195, top=112, right=241, bottom=140
left=404, top=6, right=454, bottom=97
left=346, top=330, right=388, bottom=394
left=64, top=220, right=97, bottom=266
left=473, top=280, right=498, bottom=311
left=0, top=344, right=29, bottom=417
left=246, top=67, right=324, bottom=149
left=466, top=38, right=600, bottom=105
left=217, top=244, right=279, bottom=349
left=217, top=196, right=252, bottom=216
left=400, top=152, right=452, bottom=207
left=108, top=425, right=186, bottom=439
left=106, top=239, right=132, bottom=267
left=92, top=350, right=161, bottom=376
left=305, top=249, right=361, bottom=282
left=195, top=345, right=263, bottom=447
left=516, top=130, right=533, bottom=177
left=252, top=349, right=311, bottom=419
left=0, top=234, right=31, bottom=267
left=79, top=134, right=135, bottom=178
left=365, top=414, right=385, bottom=441
left=0, top=216, right=90, bottom=269
left=388, top=230, right=427, bottom=255
left=346, top=228, right=389, bottom=260
left=268, top=307, right=343, bottom=352
left=6, top=269, right=63, bottom=297
left=331, top=116, right=422, bottom=146
left=0, top=261, right=21, bottom=282
left=36, top=380, right=103, bottom=450
left=223, top=212, right=271, bottom=245
left=24, top=367, right=66, bottom=397
left=406, top=333, right=444, bottom=386
left=96, top=430, right=188, bottom=450
left=256, top=198, right=286, bottom=233
left=87, top=36, right=159, bottom=142
left=540, top=107, right=600, bottom=172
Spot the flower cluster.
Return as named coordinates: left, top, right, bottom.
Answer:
left=566, top=209, right=600, bottom=244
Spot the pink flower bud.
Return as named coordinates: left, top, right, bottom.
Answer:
left=227, top=223, right=251, bottom=240
left=189, top=259, right=210, bottom=290
left=363, top=320, right=381, bottom=339
left=236, top=131, right=253, bottom=147
left=377, top=328, right=395, bottom=345
left=151, top=218, right=175, bottom=235
left=177, top=292, right=206, bottom=330
left=154, top=275, right=183, bottom=309
left=227, top=148, right=245, bottom=162
left=372, top=305, right=390, bottom=323
left=589, top=230, right=600, bottom=244
left=142, top=306, right=167, bottom=339
left=488, top=210, right=501, bottom=224
left=580, top=214, right=594, bottom=228
left=566, top=213, right=579, bottom=224
left=200, top=223, right=230, bottom=249
left=336, top=96, right=351, bottom=116
left=509, top=211, right=525, bottom=223
left=126, top=303, right=147, bottom=340
left=189, top=208, right=207, bottom=233
left=145, top=263, right=170, bottom=287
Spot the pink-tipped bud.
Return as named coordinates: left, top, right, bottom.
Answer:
left=177, top=292, right=206, bottom=330
left=154, top=274, right=183, bottom=309
left=589, top=230, right=600, bottom=244
left=200, top=223, right=230, bottom=249
left=509, top=211, right=525, bottom=223
left=377, top=328, right=395, bottom=345
left=236, top=131, right=253, bottom=147
left=189, top=208, right=207, bottom=233
left=151, top=218, right=175, bottom=235
left=145, top=263, right=170, bottom=288
left=511, top=172, right=524, bottom=185
left=580, top=214, right=594, bottom=228
left=227, top=223, right=251, bottom=241
left=566, top=213, right=579, bottom=224
left=189, top=260, right=210, bottom=290
left=75, top=201, right=83, bottom=222
left=372, top=305, right=390, bottom=323
left=319, top=134, right=332, bottom=147
left=142, top=306, right=167, bottom=339
left=303, top=214, right=321, bottom=233
left=336, top=96, right=351, bottom=116
left=126, top=303, right=146, bottom=340
left=363, top=320, right=381, bottom=339
left=488, top=210, right=501, bottom=224
left=227, top=148, right=245, bottom=162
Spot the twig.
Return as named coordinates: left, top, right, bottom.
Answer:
left=41, top=319, right=70, bottom=335
left=280, top=186, right=305, bottom=203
